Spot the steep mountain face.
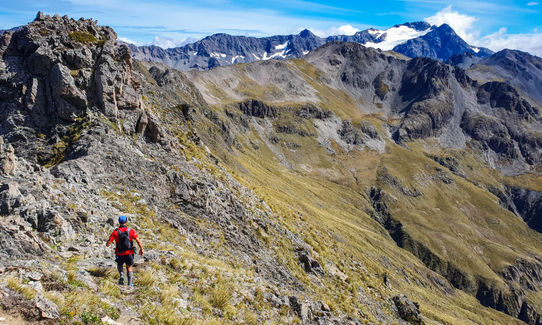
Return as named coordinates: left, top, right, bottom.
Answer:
left=466, top=49, right=542, bottom=106
left=128, top=21, right=492, bottom=70
left=446, top=51, right=482, bottom=68
left=2, top=13, right=542, bottom=325
left=189, top=41, right=542, bottom=323
left=393, top=24, right=491, bottom=61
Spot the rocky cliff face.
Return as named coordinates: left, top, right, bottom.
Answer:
left=467, top=49, right=542, bottom=106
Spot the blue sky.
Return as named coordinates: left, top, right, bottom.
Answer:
left=1, top=0, right=541, bottom=55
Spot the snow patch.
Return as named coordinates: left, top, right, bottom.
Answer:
left=263, top=50, right=287, bottom=60
left=471, top=46, right=480, bottom=53
left=252, top=53, right=260, bottom=60
left=364, top=25, right=431, bottom=51
left=275, top=41, right=289, bottom=50
left=231, top=55, right=245, bottom=64
left=302, top=51, right=309, bottom=55
left=210, top=52, right=227, bottom=58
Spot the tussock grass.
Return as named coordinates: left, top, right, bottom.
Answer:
left=6, top=277, right=37, bottom=300
left=160, top=285, right=179, bottom=305
left=87, top=266, right=111, bottom=278
left=141, top=302, right=195, bottom=325
left=209, top=278, right=233, bottom=311
left=69, top=31, right=97, bottom=43
left=137, top=269, right=158, bottom=288
left=99, top=279, right=121, bottom=299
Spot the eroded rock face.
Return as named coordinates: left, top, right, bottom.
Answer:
left=237, top=99, right=278, bottom=118
left=0, top=12, right=151, bottom=165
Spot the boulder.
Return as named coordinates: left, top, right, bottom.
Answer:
left=0, top=182, right=22, bottom=215
left=392, top=295, right=422, bottom=324
left=296, top=248, right=324, bottom=276
left=33, top=295, right=59, bottom=319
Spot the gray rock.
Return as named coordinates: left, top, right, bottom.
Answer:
left=33, top=295, right=59, bottom=319
left=289, top=296, right=312, bottom=323
left=0, top=182, right=22, bottom=215
left=392, top=295, right=422, bottom=324
left=0, top=138, right=16, bottom=175
left=297, top=248, right=324, bottom=276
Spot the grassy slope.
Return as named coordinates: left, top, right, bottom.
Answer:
left=190, top=57, right=542, bottom=323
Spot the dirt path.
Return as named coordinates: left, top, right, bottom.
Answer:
left=0, top=312, right=26, bottom=325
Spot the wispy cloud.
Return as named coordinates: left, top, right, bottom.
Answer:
left=58, top=0, right=363, bottom=42
left=477, top=27, right=542, bottom=56
left=527, top=1, right=539, bottom=5
left=423, top=5, right=542, bottom=57
left=425, top=5, right=478, bottom=42
left=401, top=0, right=536, bottom=14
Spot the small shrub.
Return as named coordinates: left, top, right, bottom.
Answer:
left=81, top=311, right=102, bottom=324
left=69, top=31, right=97, bottom=43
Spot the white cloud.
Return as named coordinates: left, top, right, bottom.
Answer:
left=150, top=36, right=198, bottom=49
left=422, top=6, right=542, bottom=57
left=335, top=25, right=360, bottom=36
left=527, top=2, right=539, bottom=6
left=308, top=24, right=360, bottom=37
left=425, top=5, right=479, bottom=43
left=477, top=27, right=542, bottom=56
left=118, top=37, right=140, bottom=45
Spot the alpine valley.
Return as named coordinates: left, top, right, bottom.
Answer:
left=1, top=11, right=542, bottom=325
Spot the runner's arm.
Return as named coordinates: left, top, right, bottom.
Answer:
left=135, top=237, right=144, bottom=255
left=106, top=232, right=115, bottom=247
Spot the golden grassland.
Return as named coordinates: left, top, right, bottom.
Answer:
left=187, top=57, right=542, bottom=323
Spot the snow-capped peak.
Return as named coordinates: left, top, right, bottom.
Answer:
left=364, top=25, right=432, bottom=51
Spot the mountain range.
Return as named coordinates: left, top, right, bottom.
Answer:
left=1, top=11, right=542, bottom=325
left=127, top=21, right=493, bottom=70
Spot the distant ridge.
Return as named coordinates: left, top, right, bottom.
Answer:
left=127, top=21, right=493, bottom=70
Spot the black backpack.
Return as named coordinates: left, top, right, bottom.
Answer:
left=116, top=228, right=132, bottom=253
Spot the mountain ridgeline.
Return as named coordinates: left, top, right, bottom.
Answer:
left=1, top=12, right=542, bottom=325
left=127, top=21, right=493, bottom=70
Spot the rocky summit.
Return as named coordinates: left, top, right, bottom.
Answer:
left=1, top=12, right=542, bottom=325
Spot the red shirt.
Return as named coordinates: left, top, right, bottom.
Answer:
left=109, top=227, right=138, bottom=256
